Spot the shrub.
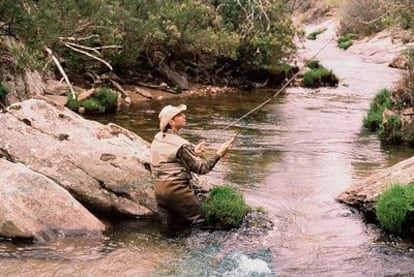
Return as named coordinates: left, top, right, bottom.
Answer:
left=302, top=66, right=338, bottom=88
left=378, top=114, right=402, bottom=144
left=375, top=184, right=414, bottom=234
left=304, top=59, right=320, bottom=69
left=337, top=33, right=357, bottom=50
left=363, top=89, right=392, bottom=131
left=307, top=28, right=327, bottom=40
left=201, top=186, right=251, bottom=229
left=66, top=87, right=118, bottom=114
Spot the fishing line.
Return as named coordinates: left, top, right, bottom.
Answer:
left=222, top=33, right=335, bottom=135
left=222, top=3, right=378, bottom=139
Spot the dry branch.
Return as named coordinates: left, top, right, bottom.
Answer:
left=44, top=46, right=76, bottom=99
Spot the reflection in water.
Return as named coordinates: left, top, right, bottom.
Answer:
left=3, top=84, right=414, bottom=275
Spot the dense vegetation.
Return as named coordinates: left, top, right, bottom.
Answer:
left=302, top=59, right=338, bottom=88
left=202, top=186, right=251, bottom=229
left=0, top=0, right=299, bottom=89
left=337, top=0, right=414, bottom=36
left=375, top=184, right=414, bottom=235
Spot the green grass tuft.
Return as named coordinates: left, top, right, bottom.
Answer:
left=66, top=87, right=118, bottom=114
left=307, top=28, right=327, bottom=40
left=375, top=184, right=414, bottom=234
left=302, top=66, right=339, bottom=88
left=202, top=186, right=252, bottom=229
left=337, top=33, right=357, bottom=50
left=363, top=89, right=392, bottom=131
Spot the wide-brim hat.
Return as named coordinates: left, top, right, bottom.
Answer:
left=158, top=104, right=187, bottom=131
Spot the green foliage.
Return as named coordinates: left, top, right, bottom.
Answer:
left=337, top=33, right=357, bottom=50
left=0, top=0, right=297, bottom=85
left=363, top=89, right=392, bottom=131
left=202, top=186, right=252, bottom=229
left=304, top=59, right=320, bottom=69
left=302, top=66, right=339, bottom=88
left=378, top=115, right=402, bottom=144
left=0, top=84, right=8, bottom=99
left=375, top=184, right=414, bottom=234
left=307, top=28, right=327, bottom=40
left=67, top=87, right=118, bottom=114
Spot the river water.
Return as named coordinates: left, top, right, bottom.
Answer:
left=2, top=22, right=414, bottom=276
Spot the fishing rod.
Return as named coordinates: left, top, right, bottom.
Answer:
left=223, top=32, right=336, bottom=139
left=223, top=3, right=380, bottom=140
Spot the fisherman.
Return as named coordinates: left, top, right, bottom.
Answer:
left=150, top=104, right=234, bottom=234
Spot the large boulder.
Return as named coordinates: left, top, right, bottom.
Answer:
left=0, top=98, right=157, bottom=219
left=337, top=156, right=414, bottom=217
left=0, top=158, right=105, bottom=241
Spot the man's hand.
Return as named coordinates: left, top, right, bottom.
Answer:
left=194, top=141, right=207, bottom=155
left=216, top=137, right=235, bottom=157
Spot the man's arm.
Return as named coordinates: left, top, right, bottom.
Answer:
left=177, top=144, right=221, bottom=174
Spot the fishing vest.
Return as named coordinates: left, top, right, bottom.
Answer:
left=150, top=131, right=191, bottom=181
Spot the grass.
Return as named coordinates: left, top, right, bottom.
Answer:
left=302, top=63, right=339, bottom=88
left=307, top=28, right=327, bottom=40
left=337, top=33, right=357, bottom=50
left=201, top=186, right=251, bottom=229
left=67, top=87, right=118, bottom=114
left=363, top=89, right=392, bottom=131
left=375, top=184, right=414, bottom=234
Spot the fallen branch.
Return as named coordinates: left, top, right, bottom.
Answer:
left=63, top=42, right=113, bottom=71
left=64, top=41, right=101, bottom=56
left=44, top=46, right=76, bottom=100
left=134, top=87, right=154, bottom=100
left=109, top=79, right=128, bottom=98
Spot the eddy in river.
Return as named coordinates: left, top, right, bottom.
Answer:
left=150, top=104, right=234, bottom=235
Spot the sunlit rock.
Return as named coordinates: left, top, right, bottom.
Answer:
left=0, top=99, right=157, bottom=223
left=0, top=159, right=105, bottom=241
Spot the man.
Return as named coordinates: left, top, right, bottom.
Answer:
left=150, top=104, right=233, bottom=233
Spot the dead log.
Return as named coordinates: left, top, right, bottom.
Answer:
left=134, top=87, right=154, bottom=100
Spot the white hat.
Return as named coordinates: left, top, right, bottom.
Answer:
left=158, top=104, right=187, bottom=131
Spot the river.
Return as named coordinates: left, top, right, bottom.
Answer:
left=2, top=21, right=414, bottom=276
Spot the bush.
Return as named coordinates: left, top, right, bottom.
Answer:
left=363, top=89, right=392, bottom=131
left=337, top=33, right=357, bottom=50
left=67, top=87, right=118, bottom=114
left=201, top=186, right=251, bottom=229
left=375, top=184, right=414, bottom=234
left=378, top=114, right=402, bottom=144
left=302, top=66, right=339, bottom=88
left=304, top=59, right=320, bottom=69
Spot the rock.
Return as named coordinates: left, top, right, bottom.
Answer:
left=159, top=64, right=189, bottom=91
left=46, top=95, right=68, bottom=106
left=3, top=69, right=46, bottom=105
left=0, top=159, right=105, bottom=241
left=0, top=99, right=157, bottom=219
left=337, top=156, right=414, bottom=216
left=44, top=79, right=70, bottom=95
left=389, top=54, right=410, bottom=69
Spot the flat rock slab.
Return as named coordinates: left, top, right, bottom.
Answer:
left=0, top=159, right=105, bottom=241
left=337, top=156, right=414, bottom=215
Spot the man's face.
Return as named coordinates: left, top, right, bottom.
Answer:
left=169, top=112, right=186, bottom=130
